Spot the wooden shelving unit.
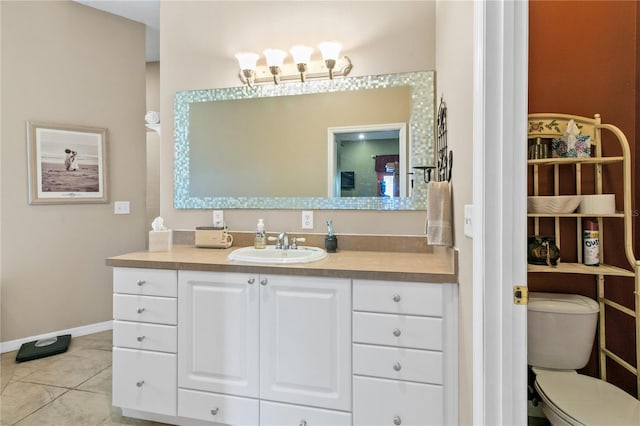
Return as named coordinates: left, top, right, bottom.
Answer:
left=527, top=113, right=640, bottom=399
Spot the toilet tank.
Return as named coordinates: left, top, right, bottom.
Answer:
left=528, top=292, right=599, bottom=370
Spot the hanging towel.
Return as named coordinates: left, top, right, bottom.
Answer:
left=426, top=180, right=453, bottom=246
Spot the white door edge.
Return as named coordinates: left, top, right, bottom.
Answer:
left=472, top=1, right=529, bottom=424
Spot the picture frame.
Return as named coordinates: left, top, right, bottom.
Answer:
left=26, top=121, right=108, bottom=204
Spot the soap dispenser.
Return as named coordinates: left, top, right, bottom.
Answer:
left=325, top=220, right=338, bottom=253
left=254, top=219, right=266, bottom=249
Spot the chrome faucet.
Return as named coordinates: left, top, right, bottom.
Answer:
left=277, top=232, right=289, bottom=250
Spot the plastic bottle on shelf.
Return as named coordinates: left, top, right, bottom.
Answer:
left=583, top=219, right=600, bottom=266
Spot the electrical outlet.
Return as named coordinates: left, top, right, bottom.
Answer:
left=114, top=201, right=130, bottom=215
left=302, top=211, right=313, bottom=229
left=213, top=210, right=224, bottom=228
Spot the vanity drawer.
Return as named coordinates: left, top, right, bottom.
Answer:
left=178, top=388, right=259, bottom=425
left=114, top=267, right=177, bottom=297
left=260, top=400, right=352, bottom=426
left=353, top=312, right=442, bottom=350
left=113, top=294, right=177, bottom=325
left=353, top=280, right=443, bottom=317
left=112, top=348, right=176, bottom=416
left=353, top=376, right=443, bottom=426
left=353, top=344, right=443, bottom=384
left=113, top=320, right=176, bottom=353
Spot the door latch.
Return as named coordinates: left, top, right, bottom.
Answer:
left=513, top=286, right=528, bottom=305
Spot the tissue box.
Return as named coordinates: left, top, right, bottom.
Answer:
left=149, top=230, right=172, bottom=252
left=551, top=134, right=591, bottom=158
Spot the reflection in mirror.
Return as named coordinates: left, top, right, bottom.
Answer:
left=174, top=71, right=435, bottom=210
left=329, top=124, right=406, bottom=198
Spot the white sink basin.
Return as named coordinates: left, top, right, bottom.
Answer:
left=227, top=245, right=327, bottom=264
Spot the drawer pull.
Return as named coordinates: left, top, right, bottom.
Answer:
left=136, top=335, right=145, bottom=342
left=137, top=307, right=145, bottom=314
left=210, top=408, right=219, bottom=416
left=393, top=362, right=402, bottom=371
left=136, top=380, right=144, bottom=387
left=260, top=278, right=268, bottom=286
left=300, top=421, right=307, bottom=426
left=393, top=416, right=402, bottom=425
left=393, top=328, right=402, bottom=337
left=248, top=277, right=255, bottom=285
left=136, top=279, right=146, bottom=286
left=393, top=294, right=401, bottom=302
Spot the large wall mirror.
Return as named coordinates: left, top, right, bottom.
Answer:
left=174, top=71, right=435, bottom=210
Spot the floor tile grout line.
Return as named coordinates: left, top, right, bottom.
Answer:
left=7, top=388, right=70, bottom=426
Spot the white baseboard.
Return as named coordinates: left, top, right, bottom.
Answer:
left=0, top=320, right=113, bottom=353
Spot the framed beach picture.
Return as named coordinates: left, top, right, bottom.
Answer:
left=26, top=121, right=108, bottom=204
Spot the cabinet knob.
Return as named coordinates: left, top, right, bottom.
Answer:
left=137, top=279, right=146, bottom=286
left=137, top=307, right=145, bottom=314
left=393, top=328, right=401, bottom=337
left=137, top=335, right=145, bottom=342
left=300, top=421, right=307, bottom=426
left=260, top=278, right=268, bottom=286
left=393, top=362, right=402, bottom=371
left=210, top=408, right=219, bottom=416
left=393, top=416, right=402, bottom=425
left=136, top=380, right=144, bottom=387
left=393, top=294, right=401, bottom=302
left=247, top=277, right=255, bottom=285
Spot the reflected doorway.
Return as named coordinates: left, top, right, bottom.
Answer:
left=327, top=123, right=407, bottom=198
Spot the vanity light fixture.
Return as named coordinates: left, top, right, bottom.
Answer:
left=318, top=41, right=342, bottom=79
left=290, top=45, right=314, bottom=82
left=263, top=48, right=287, bottom=84
left=235, top=52, right=260, bottom=87
left=236, top=42, right=353, bottom=86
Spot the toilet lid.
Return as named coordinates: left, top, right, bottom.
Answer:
left=535, top=371, right=640, bottom=426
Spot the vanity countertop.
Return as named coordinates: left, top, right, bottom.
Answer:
left=106, top=245, right=457, bottom=283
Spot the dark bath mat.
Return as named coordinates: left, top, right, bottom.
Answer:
left=15, top=334, right=71, bottom=363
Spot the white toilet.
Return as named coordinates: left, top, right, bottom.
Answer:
left=528, top=292, right=640, bottom=425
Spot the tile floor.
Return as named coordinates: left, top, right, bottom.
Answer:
left=0, top=330, right=167, bottom=426
left=2, top=330, right=553, bottom=426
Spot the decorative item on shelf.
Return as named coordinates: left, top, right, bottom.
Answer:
left=195, top=226, right=233, bottom=249
left=325, top=220, right=338, bottom=253
left=144, top=111, right=160, bottom=135
left=413, top=96, right=452, bottom=183
left=235, top=41, right=352, bottom=86
left=551, top=119, right=591, bottom=158
left=527, top=235, right=560, bottom=266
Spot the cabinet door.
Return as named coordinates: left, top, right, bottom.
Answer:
left=178, top=271, right=259, bottom=397
left=260, top=275, right=351, bottom=411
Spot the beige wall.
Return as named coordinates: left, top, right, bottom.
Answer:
left=159, top=1, right=436, bottom=233
left=146, top=62, right=161, bottom=228
left=1, top=1, right=147, bottom=342
left=436, top=1, right=474, bottom=424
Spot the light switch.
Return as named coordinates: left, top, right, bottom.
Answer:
left=464, top=204, right=473, bottom=238
left=114, top=201, right=130, bottom=215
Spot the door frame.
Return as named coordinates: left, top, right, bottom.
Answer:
left=327, top=123, right=407, bottom=197
left=473, top=0, right=529, bottom=424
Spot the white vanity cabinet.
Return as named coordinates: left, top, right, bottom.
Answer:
left=110, top=262, right=457, bottom=426
left=352, top=279, right=458, bottom=426
left=178, top=270, right=351, bottom=424
left=112, top=267, right=178, bottom=417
